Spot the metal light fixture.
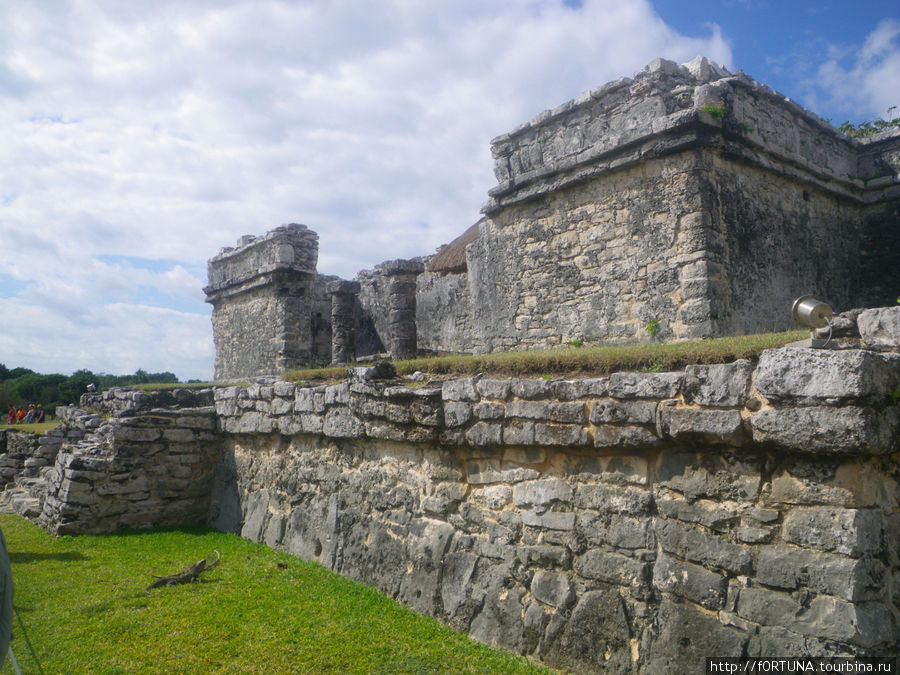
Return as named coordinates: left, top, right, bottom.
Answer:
left=791, top=295, right=835, bottom=348
left=791, top=295, right=833, bottom=329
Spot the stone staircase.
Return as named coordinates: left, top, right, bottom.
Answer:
left=0, top=468, right=54, bottom=519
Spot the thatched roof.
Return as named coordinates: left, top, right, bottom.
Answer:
left=427, top=220, right=481, bottom=275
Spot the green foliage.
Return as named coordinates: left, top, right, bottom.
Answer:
left=567, top=339, right=584, bottom=348
left=644, top=318, right=660, bottom=337
left=701, top=103, right=725, bottom=119
left=837, top=108, right=900, bottom=139
left=1, top=516, right=546, bottom=674
left=0, top=364, right=184, bottom=411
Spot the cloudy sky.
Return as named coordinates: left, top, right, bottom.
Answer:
left=1, top=0, right=898, bottom=381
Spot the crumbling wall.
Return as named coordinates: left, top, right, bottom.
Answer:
left=415, top=270, right=475, bottom=353
left=39, top=406, right=220, bottom=535
left=14, top=309, right=900, bottom=670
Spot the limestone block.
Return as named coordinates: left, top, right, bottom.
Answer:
left=551, top=378, right=607, bottom=400
left=593, top=425, right=658, bottom=449
left=475, top=379, right=511, bottom=400
left=521, top=510, right=575, bottom=531
left=643, top=598, right=749, bottom=669
left=655, top=518, right=752, bottom=574
left=541, top=590, right=632, bottom=674
left=652, top=552, right=728, bottom=609
left=273, top=381, right=295, bottom=398
left=781, top=506, right=883, bottom=556
left=443, top=402, right=472, bottom=427
left=659, top=408, right=744, bottom=442
left=590, top=399, right=657, bottom=424
left=573, top=549, right=649, bottom=587
left=547, top=403, right=585, bottom=424
left=473, top=402, right=504, bottom=420
left=858, top=306, right=900, bottom=349
left=114, top=427, right=162, bottom=443
left=442, top=379, right=479, bottom=402
left=506, top=400, right=549, bottom=420
left=510, top=379, right=553, bottom=399
left=465, top=459, right=501, bottom=484
left=512, top=478, right=572, bottom=507
left=270, top=397, right=293, bottom=416
left=756, top=544, right=885, bottom=601
left=754, top=348, right=900, bottom=402
left=534, top=423, right=589, bottom=446
left=324, top=382, right=350, bottom=406
left=574, top=483, right=651, bottom=515
left=658, top=497, right=739, bottom=531
left=683, top=360, right=753, bottom=407
left=299, top=413, right=323, bottom=434
left=750, top=406, right=899, bottom=454
left=322, top=408, right=364, bottom=438
left=530, top=570, right=573, bottom=609
left=465, top=422, right=502, bottom=446
left=502, top=420, right=535, bottom=446
left=608, top=371, right=682, bottom=399
left=656, top=451, right=760, bottom=502
left=577, top=512, right=653, bottom=549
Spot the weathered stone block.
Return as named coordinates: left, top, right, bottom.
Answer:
left=593, top=424, right=659, bottom=449
left=322, top=408, right=364, bottom=438
left=655, top=518, right=752, bottom=574
left=781, top=506, right=883, bottom=555
left=590, top=399, right=657, bottom=425
left=512, top=479, right=572, bottom=507
left=510, top=379, right=553, bottom=399
left=607, top=371, right=682, bottom=399
left=475, top=379, right=511, bottom=400
left=442, top=379, right=479, bottom=402
left=443, top=402, right=472, bottom=427
left=506, top=400, right=549, bottom=420
left=750, top=406, right=900, bottom=454
left=473, top=402, right=505, bottom=420
left=683, top=360, right=753, bottom=407
left=502, top=420, right=535, bottom=446
left=574, top=483, right=651, bottom=514
left=534, top=423, right=589, bottom=446
left=754, top=348, right=900, bottom=402
left=656, top=452, right=760, bottom=501
left=659, top=408, right=744, bottom=442
left=521, top=510, right=575, bottom=530
left=530, top=570, right=573, bottom=609
left=858, top=306, right=900, bottom=349
left=652, top=552, right=728, bottom=609
left=573, top=549, right=649, bottom=587
left=465, top=422, right=503, bottom=447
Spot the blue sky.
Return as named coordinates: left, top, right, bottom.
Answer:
left=0, top=0, right=898, bottom=381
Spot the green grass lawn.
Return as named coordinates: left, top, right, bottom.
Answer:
left=0, top=515, right=547, bottom=674
left=0, top=421, right=58, bottom=434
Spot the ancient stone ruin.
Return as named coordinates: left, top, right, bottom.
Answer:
left=205, top=56, right=899, bottom=380
left=2, top=58, right=899, bottom=672
left=2, top=307, right=899, bottom=671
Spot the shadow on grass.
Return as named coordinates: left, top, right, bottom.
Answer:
left=10, top=551, right=86, bottom=563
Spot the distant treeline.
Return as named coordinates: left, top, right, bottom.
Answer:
left=0, top=365, right=184, bottom=414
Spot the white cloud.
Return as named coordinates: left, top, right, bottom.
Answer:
left=815, top=19, right=900, bottom=121
left=0, top=0, right=731, bottom=380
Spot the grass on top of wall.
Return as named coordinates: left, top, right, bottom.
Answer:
left=285, top=329, right=809, bottom=384
left=1, top=515, right=547, bottom=675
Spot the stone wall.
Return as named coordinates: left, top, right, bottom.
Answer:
left=205, top=224, right=321, bottom=379
left=203, top=340, right=899, bottom=669
left=473, top=57, right=900, bottom=350
left=415, top=270, right=475, bottom=354
left=38, top=405, right=220, bottom=536
left=13, top=307, right=899, bottom=671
